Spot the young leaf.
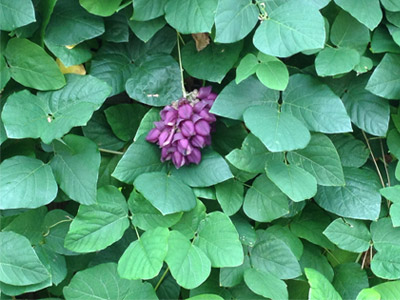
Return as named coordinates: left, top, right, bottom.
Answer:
left=215, top=179, right=244, bottom=216
left=305, top=268, right=343, bottom=300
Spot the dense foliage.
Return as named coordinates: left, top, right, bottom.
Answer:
left=1, top=0, right=400, bottom=299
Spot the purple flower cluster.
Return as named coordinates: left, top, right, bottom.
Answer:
left=146, top=86, right=217, bottom=168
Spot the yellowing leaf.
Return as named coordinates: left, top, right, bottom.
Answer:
left=56, top=58, right=86, bottom=75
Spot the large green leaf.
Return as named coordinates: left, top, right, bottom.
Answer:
left=45, top=40, right=93, bottom=67
left=166, top=230, right=211, bottom=289
left=182, top=41, right=243, bottom=83
left=79, top=0, right=122, bottom=17
left=266, top=160, right=317, bottom=202
left=343, top=75, right=390, bottom=136
left=244, top=268, right=288, bottom=300
left=235, top=53, right=259, bottom=84
left=371, top=245, right=400, bottom=279
left=0, top=55, right=10, bottom=90
left=64, top=263, right=157, bottom=300
left=330, top=134, right=369, bottom=168
left=369, top=281, right=400, bottom=300
left=288, top=134, right=345, bottom=186
left=35, top=245, right=67, bottom=286
left=46, top=0, right=104, bottom=46
left=215, top=179, right=244, bottom=216
left=164, top=0, right=218, bottom=34
left=64, top=186, right=129, bottom=253
left=51, top=135, right=101, bottom=205
left=118, top=227, right=169, bottom=280
left=171, top=149, right=233, bottom=187
left=129, top=17, right=166, bottom=43
left=2, top=75, right=111, bottom=144
left=126, top=54, right=181, bottom=106
left=194, top=211, right=243, bottom=267
left=0, top=156, right=57, bottom=209
left=299, top=242, right=334, bottom=282
left=333, top=0, right=382, bottom=30
left=134, top=172, right=197, bottom=215
left=370, top=217, right=400, bottom=251
left=244, top=105, right=311, bottom=152
left=0, top=0, right=36, bottom=31
left=381, top=0, right=400, bottom=12
left=282, top=74, right=352, bottom=134
left=315, top=47, right=360, bottom=77
left=315, top=167, right=382, bottom=220
left=4, top=38, right=65, bottom=90
left=220, top=256, right=251, bottom=288
left=0, top=232, right=50, bottom=286
left=214, top=0, right=258, bottom=43
left=262, top=225, right=304, bottom=260
left=132, top=0, right=167, bottom=21
left=323, top=218, right=371, bottom=253
left=251, top=238, right=302, bottom=279
left=305, top=268, right=342, bottom=300
left=388, top=129, right=400, bottom=159
left=243, top=174, right=289, bottom=222
left=366, top=53, right=400, bottom=99
left=256, top=53, right=289, bottom=91
left=210, top=77, right=279, bottom=120
left=112, top=135, right=166, bottom=184
left=171, top=199, right=206, bottom=239
left=253, top=0, right=325, bottom=57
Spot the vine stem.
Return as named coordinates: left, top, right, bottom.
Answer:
left=155, top=267, right=169, bottom=291
left=361, top=131, right=385, bottom=188
left=176, top=32, right=187, bottom=98
left=380, top=138, right=390, bottom=187
left=99, top=148, right=124, bottom=155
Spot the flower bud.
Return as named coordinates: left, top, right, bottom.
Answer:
left=191, top=135, right=206, bottom=148
left=199, top=109, right=216, bottom=123
left=198, top=86, right=212, bottom=99
left=178, top=103, right=193, bottom=119
left=187, top=148, right=201, bottom=164
left=172, top=151, right=186, bottom=168
left=177, top=138, right=193, bottom=155
left=164, top=110, right=178, bottom=126
left=181, top=120, right=195, bottom=137
left=194, top=120, right=211, bottom=136
left=146, top=128, right=161, bottom=143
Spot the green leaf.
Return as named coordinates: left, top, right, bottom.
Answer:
left=118, top=227, right=169, bottom=280
left=129, top=17, right=166, bottom=42
left=262, top=225, right=304, bottom=260
left=51, top=135, right=101, bottom=205
left=3, top=207, right=47, bottom=245
left=46, top=0, right=104, bottom=46
left=356, top=288, right=381, bottom=300
left=64, top=263, right=157, bottom=300
left=220, top=256, right=251, bottom=287
left=104, top=103, right=147, bottom=142
left=333, top=0, right=382, bottom=30
left=235, top=53, right=259, bottom=84
left=0, top=0, right=35, bottom=31
left=172, top=199, right=206, bottom=239
left=305, top=268, right=343, bottom=300
left=35, top=246, right=67, bottom=286
left=282, top=74, right=352, bottom=134
left=132, top=0, right=168, bottom=21
left=215, top=179, right=244, bottom=216
left=244, top=105, right=311, bottom=152
left=134, top=172, right=197, bottom=215
left=194, top=211, right=243, bottom=267
left=2, top=75, right=111, bottom=144
left=64, top=186, right=129, bottom=253
left=366, top=53, right=400, bottom=99
left=371, top=26, right=400, bottom=54
left=251, top=238, right=302, bottom=279
left=128, top=189, right=183, bottom=231
left=182, top=41, right=243, bottom=83
left=343, top=75, right=389, bottom=136
left=214, top=0, right=258, bottom=43
left=299, top=242, right=334, bottom=282
left=103, top=12, right=129, bottom=43
left=79, top=0, right=122, bottom=17
left=330, top=134, right=369, bottom=168
left=244, top=268, right=288, bottom=300
left=290, top=203, right=334, bottom=249
left=4, top=38, right=65, bottom=90
left=45, top=40, right=92, bottom=67
left=211, top=76, right=279, bottom=120
left=330, top=11, right=370, bottom=53
left=0, top=55, right=10, bottom=90
left=231, top=215, right=257, bottom=247
left=332, top=263, right=369, bottom=300
left=243, top=174, right=289, bottom=222
left=171, top=148, right=233, bottom=187
left=256, top=54, right=289, bottom=91
left=125, top=54, right=181, bottom=106
left=0, top=278, right=51, bottom=297
left=112, top=135, right=166, bottom=184
left=371, top=245, right=400, bottom=279
left=266, top=160, right=317, bottom=202
left=0, top=156, right=57, bottom=209
left=381, top=0, right=400, bottom=12
left=370, top=281, right=400, bottom=299
left=323, top=218, right=371, bottom=253
left=353, top=56, right=374, bottom=74
left=315, top=47, right=360, bottom=77
left=371, top=217, right=400, bottom=251
left=315, top=167, right=382, bottom=220
left=226, top=134, right=274, bottom=173
left=164, top=0, right=218, bottom=34
left=253, top=0, right=325, bottom=57
left=166, top=230, right=211, bottom=289
left=0, top=232, right=50, bottom=286
left=134, top=107, right=161, bottom=141
left=188, top=295, right=224, bottom=300
left=388, top=129, right=400, bottom=159
left=287, top=133, right=345, bottom=186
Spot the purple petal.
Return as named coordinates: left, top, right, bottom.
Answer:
left=177, top=138, right=193, bottom=155
left=198, top=86, right=212, bottom=99
left=191, top=135, right=206, bottom=148
left=187, top=148, right=201, bottom=164
left=172, top=151, right=186, bottom=168
left=158, top=130, right=169, bottom=146
left=160, top=105, right=174, bottom=119
left=206, top=92, right=217, bottom=101
left=154, top=121, right=165, bottom=130
left=203, top=99, right=215, bottom=109
left=178, top=103, right=193, bottom=119
left=180, top=120, right=195, bottom=137
left=146, top=128, right=161, bottom=143
left=199, top=109, right=216, bottom=123
left=164, top=110, right=178, bottom=126
left=191, top=113, right=203, bottom=123
left=193, top=101, right=208, bottom=113
left=194, top=120, right=211, bottom=136
left=172, top=132, right=184, bottom=143
left=205, top=135, right=212, bottom=145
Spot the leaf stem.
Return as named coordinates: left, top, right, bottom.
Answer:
left=361, top=131, right=385, bottom=188
left=133, top=224, right=141, bottom=240
left=99, top=148, right=124, bottom=155
left=155, top=267, right=169, bottom=291
left=380, top=138, right=390, bottom=187
left=176, top=32, right=187, bottom=98
left=43, top=216, right=73, bottom=237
